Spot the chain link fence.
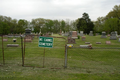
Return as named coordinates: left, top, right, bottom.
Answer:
left=24, top=36, right=66, bottom=68
left=0, top=36, right=2, bottom=65
left=66, top=45, right=120, bottom=73
left=0, top=35, right=22, bottom=66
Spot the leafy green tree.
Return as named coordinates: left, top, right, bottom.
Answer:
left=106, top=5, right=120, bottom=19
left=45, top=20, right=54, bottom=33
left=77, top=18, right=87, bottom=33
left=77, top=13, right=94, bottom=34
left=103, top=18, right=120, bottom=34
left=0, top=22, right=10, bottom=35
left=82, top=13, right=94, bottom=34
left=53, top=20, right=60, bottom=33
left=17, top=19, right=28, bottom=34
left=60, top=20, right=66, bottom=32
left=31, top=18, right=45, bottom=33
left=93, top=17, right=105, bottom=33
left=10, top=19, right=18, bottom=34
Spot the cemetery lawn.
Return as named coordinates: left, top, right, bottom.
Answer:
left=0, top=34, right=120, bottom=80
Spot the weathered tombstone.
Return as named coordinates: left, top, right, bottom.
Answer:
left=25, top=35, right=32, bottom=42
left=119, top=38, right=120, bottom=42
left=96, top=42, right=101, bottom=44
left=101, top=31, right=107, bottom=38
left=8, top=34, right=14, bottom=38
left=14, top=34, right=20, bottom=38
left=67, top=37, right=76, bottom=44
left=110, top=32, right=117, bottom=40
left=25, top=29, right=31, bottom=35
left=30, top=34, right=35, bottom=40
left=80, top=31, right=84, bottom=36
left=13, top=39, right=16, bottom=42
left=64, top=32, right=69, bottom=36
left=69, top=31, right=72, bottom=37
left=106, top=41, right=111, bottom=44
left=115, top=31, right=118, bottom=37
left=67, top=44, right=73, bottom=47
left=96, top=33, right=100, bottom=36
left=44, top=33, right=50, bottom=37
left=80, top=44, right=92, bottom=49
left=82, top=36, right=86, bottom=41
left=107, top=34, right=110, bottom=37
left=85, top=42, right=90, bottom=44
left=71, top=31, right=78, bottom=39
left=77, top=32, right=80, bottom=36
left=3, top=35, right=8, bottom=37
left=89, top=31, right=93, bottom=36
left=7, top=44, right=19, bottom=47
left=51, top=32, right=53, bottom=36
left=3, top=39, right=8, bottom=41
left=59, top=29, right=62, bottom=35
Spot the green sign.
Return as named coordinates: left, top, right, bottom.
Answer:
left=39, top=36, right=53, bottom=48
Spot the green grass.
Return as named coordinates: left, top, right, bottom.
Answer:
left=0, top=34, right=120, bottom=80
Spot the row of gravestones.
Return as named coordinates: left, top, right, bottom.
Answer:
left=67, top=31, right=120, bottom=44
left=62, top=31, right=118, bottom=37
left=63, top=31, right=119, bottom=40
left=101, top=31, right=119, bottom=40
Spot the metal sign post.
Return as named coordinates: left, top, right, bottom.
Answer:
left=38, top=36, right=54, bottom=68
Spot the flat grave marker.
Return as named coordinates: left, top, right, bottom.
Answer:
left=106, top=41, right=111, bottom=44
left=85, top=42, right=90, bottom=44
left=3, top=39, right=8, bottom=41
left=96, top=42, right=101, bottom=44
left=7, top=44, right=19, bottom=47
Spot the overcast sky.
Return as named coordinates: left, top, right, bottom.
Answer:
left=0, top=0, right=120, bottom=21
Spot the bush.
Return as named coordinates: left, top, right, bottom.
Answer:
left=78, top=35, right=80, bottom=39
left=40, top=33, right=43, bottom=36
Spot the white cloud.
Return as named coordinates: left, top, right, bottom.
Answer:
left=0, top=0, right=120, bottom=21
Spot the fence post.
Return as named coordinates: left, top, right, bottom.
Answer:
left=43, top=48, right=45, bottom=68
left=2, top=35, right=5, bottom=65
left=64, top=44, right=67, bottom=68
left=21, top=35, right=24, bottom=66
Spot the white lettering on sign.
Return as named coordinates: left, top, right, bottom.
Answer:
left=39, top=42, right=45, bottom=45
left=46, top=43, right=52, bottom=46
left=39, top=38, right=42, bottom=41
left=44, top=39, right=52, bottom=42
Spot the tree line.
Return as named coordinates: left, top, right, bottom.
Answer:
left=94, top=5, right=120, bottom=34
left=0, top=16, right=77, bottom=35
left=0, top=5, right=120, bottom=35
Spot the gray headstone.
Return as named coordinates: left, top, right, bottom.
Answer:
left=115, top=31, right=118, bottom=37
left=101, top=32, right=107, bottom=38
left=119, top=38, right=120, bottom=42
left=25, top=29, right=31, bottom=35
left=64, top=32, right=69, bottom=36
left=110, top=32, right=117, bottom=40
left=89, top=31, right=93, bottom=36
left=80, top=31, right=84, bottom=36
left=69, top=31, right=72, bottom=37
